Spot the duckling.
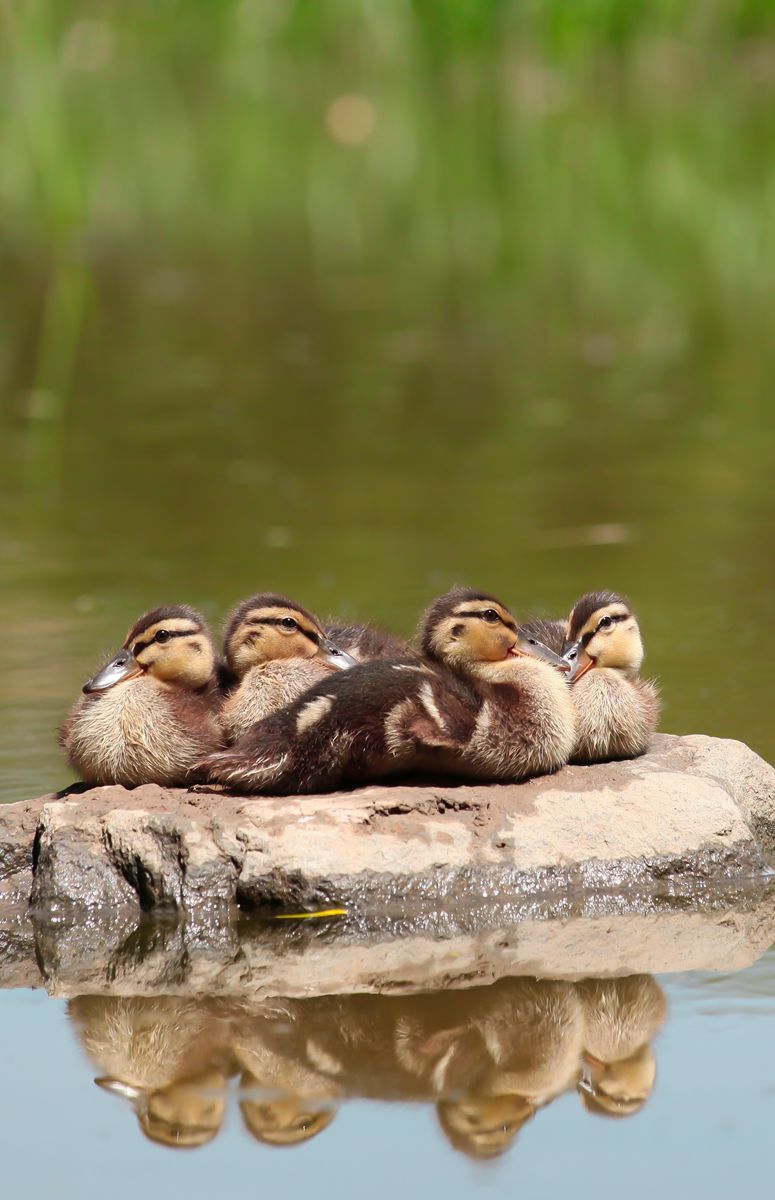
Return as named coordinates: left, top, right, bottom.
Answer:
left=563, top=591, right=660, bottom=763
left=68, top=995, right=232, bottom=1148
left=576, top=975, right=667, bottom=1118
left=429, top=977, right=584, bottom=1160
left=199, top=587, right=576, bottom=795
left=59, top=605, right=224, bottom=787
left=220, top=593, right=358, bottom=741
left=518, top=616, right=569, bottom=659
left=232, top=1001, right=342, bottom=1147
left=324, top=621, right=411, bottom=663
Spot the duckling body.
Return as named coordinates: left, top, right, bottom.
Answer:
left=219, top=594, right=358, bottom=741
left=576, top=975, right=666, bottom=1117
left=201, top=588, right=576, bottom=794
left=564, top=591, right=660, bottom=764
left=60, top=605, right=223, bottom=787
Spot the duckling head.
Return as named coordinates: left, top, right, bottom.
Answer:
left=224, top=593, right=356, bottom=677
left=564, top=591, right=644, bottom=682
left=240, top=1093, right=337, bottom=1147
left=437, top=1094, right=535, bottom=1159
left=577, top=1043, right=656, bottom=1118
left=97, top=1069, right=227, bottom=1149
left=83, top=605, right=217, bottom=694
left=420, top=588, right=566, bottom=677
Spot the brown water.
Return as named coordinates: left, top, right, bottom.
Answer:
left=1, top=254, right=772, bottom=802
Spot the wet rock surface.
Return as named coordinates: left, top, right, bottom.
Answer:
left=0, top=734, right=772, bottom=923
left=2, top=879, right=775, bottom=1000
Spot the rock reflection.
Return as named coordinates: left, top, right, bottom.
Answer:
left=68, top=975, right=666, bottom=1155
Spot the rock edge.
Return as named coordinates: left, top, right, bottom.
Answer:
left=0, top=734, right=772, bottom=922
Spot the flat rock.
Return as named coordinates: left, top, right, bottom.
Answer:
left=0, top=734, right=773, bottom=922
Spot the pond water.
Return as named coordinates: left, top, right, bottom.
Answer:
left=1, top=919, right=775, bottom=1200
left=0, top=6, right=773, bottom=1197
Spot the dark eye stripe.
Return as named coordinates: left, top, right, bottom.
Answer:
left=132, top=628, right=198, bottom=654
left=245, top=616, right=320, bottom=646
left=454, top=608, right=517, bottom=633
left=580, top=613, right=629, bottom=647
left=597, top=613, right=629, bottom=631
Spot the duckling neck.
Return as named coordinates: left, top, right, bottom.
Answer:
left=468, top=655, right=559, bottom=686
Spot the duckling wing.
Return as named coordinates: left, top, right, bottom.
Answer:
left=197, top=659, right=477, bottom=794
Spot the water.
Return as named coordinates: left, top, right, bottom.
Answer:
left=2, top=914, right=775, bottom=1200
left=0, top=6, right=773, bottom=1194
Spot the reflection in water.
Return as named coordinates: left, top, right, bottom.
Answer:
left=68, top=974, right=666, bottom=1156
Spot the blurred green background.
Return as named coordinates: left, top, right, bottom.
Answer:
left=0, top=0, right=773, bottom=801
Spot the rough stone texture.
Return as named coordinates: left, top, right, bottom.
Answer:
left=0, top=734, right=773, bottom=922
left=4, top=881, right=775, bottom=1000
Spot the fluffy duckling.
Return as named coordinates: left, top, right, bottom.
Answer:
left=68, top=996, right=232, bottom=1149
left=324, top=621, right=411, bottom=663
left=576, top=975, right=667, bottom=1118
left=424, top=979, right=583, bottom=1156
left=518, top=617, right=569, bottom=659
left=563, top=591, right=660, bottom=763
left=219, top=593, right=357, bottom=741
left=59, top=605, right=224, bottom=787
left=200, top=587, right=576, bottom=795
left=232, top=1001, right=342, bottom=1147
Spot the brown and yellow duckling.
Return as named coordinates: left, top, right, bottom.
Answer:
left=323, top=621, right=411, bottom=663
left=219, top=593, right=358, bottom=741
left=59, top=605, right=224, bottom=787
left=200, top=587, right=576, bottom=795
left=563, top=591, right=660, bottom=763
left=576, top=975, right=666, bottom=1118
left=68, top=995, right=232, bottom=1149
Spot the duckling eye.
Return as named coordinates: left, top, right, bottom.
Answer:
left=598, top=616, right=613, bottom=630
left=155, top=629, right=171, bottom=644
left=280, top=617, right=299, bottom=631
left=482, top=610, right=500, bottom=624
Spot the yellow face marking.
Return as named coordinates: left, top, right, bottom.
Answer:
left=576, top=603, right=630, bottom=641
left=228, top=604, right=328, bottom=674
left=431, top=601, right=519, bottom=665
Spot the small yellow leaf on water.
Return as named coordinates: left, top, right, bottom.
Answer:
left=273, top=908, right=347, bottom=920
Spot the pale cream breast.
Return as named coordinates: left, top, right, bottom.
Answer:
left=221, top=659, right=332, bottom=741
left=64, top=676, right=218, bottom=786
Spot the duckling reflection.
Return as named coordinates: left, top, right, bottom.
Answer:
left=233, top=1002, right=344, bottom=1148
left=67, top=972, right=667, bottom=1155
left=576, top=975, right=667, bottom=1118
left=396, top=978, right=585, bottom=1160
left=68, top=996, right=233, bottom=1149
